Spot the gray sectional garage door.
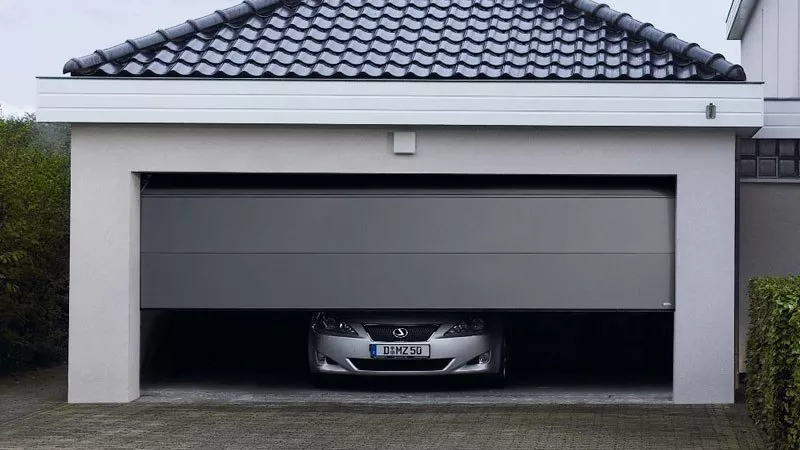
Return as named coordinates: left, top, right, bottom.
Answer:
left=141, top=182, right=674, bottom=310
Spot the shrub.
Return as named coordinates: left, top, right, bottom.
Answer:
left=746, top=276, right=800, bottom=450
left=0, top=113, right=70, bottom=372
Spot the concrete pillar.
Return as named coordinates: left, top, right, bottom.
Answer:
left=672, top=140, right=736, bottom=404
left=68, top=133, right=140, bottom=403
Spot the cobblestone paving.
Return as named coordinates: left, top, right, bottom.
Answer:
left=0, top=367, right=65, bottom=425
left=0, top=369, right=767, bottom=449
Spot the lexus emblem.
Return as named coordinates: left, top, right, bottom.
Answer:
left=393, top=327, right=409, bottom=339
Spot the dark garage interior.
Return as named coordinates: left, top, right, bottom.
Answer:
left=140, top=310, right=673, bottom=392
left=138, top=173, right=675, bottom=400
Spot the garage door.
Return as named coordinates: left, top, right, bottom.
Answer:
left=141, top=176, right=674, bottom=310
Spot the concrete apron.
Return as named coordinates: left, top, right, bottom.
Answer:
left=139, top=384, right=672, bottom=405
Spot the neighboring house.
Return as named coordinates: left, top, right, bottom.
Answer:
left=728, top=0, right=800, bottom=376
left=36, top=0, right=763, bottom=404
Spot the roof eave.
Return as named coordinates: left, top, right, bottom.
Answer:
left=37, top=77, right=764, bottom=128
left=727, top=0, right=760, bottom=40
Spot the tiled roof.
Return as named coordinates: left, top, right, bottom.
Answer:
left=64, top=0, right=746, bottom=81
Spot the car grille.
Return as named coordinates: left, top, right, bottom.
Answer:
left=350, top=358, right=452, bottom=372
left=363, top=324, right=440, bottom=342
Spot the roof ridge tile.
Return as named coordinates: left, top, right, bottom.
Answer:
left=63, top=0, right=282, bottom=74
left=561, top=0, right=745, bottom=80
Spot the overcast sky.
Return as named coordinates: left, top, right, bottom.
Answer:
left=0, top=0, right=740, bottom=116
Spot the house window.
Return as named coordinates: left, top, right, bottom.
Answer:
left=739, top=139, right=800, bottom=179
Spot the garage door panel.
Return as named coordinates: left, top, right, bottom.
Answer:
left=140, top=253, right=673, bottom=310
left=142, top=195, right=674, bottom=254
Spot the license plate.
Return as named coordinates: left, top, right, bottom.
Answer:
left=370, top=344, right=430, bottom=359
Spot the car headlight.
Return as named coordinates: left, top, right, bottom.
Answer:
left=311, top=312, right=359, bottom=337
left=443, top=317, right=487, bottom=337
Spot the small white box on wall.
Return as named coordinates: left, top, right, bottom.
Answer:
left=392, top=131, right=416, bottom=155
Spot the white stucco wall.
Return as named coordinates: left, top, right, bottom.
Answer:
left=69, top=125, right=736, bottom=404
left=737, top=182, right=800, bottom=373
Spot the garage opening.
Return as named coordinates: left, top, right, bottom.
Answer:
left=505, top=311, right=673, bottom=387
left=139, top=174, right=675, bottom=402
left=140, top=310, right=673, bottom=397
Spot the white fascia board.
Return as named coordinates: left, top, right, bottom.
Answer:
left=37, top=77, right=764, bottom=128
left=753, top=98, right=800, bottom=138
left=727, top=0, right=760, bottom=39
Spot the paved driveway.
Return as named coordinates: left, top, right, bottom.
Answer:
left=0, top=368, right=767, bottom=449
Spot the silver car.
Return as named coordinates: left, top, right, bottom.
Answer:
left=308, top=311, right=506, bottom=384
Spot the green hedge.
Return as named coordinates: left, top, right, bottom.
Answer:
left=0, top=113, right=70, bottom=372
left=747, top=276, right=800, bottom=450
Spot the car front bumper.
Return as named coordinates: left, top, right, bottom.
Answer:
left=309, top=326, right=503, bottom=376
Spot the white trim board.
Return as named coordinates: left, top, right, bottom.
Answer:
left=727, top=0, right=761, bottom=39
left=753, top=99, right=800, bottom=138
left=37, top=78, right=764, bottom=128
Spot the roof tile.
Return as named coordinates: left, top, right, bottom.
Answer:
left=63, top=0, right=746, bottom=81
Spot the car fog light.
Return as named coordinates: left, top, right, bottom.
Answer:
left=316, top=352, right=327, bottom=364
left=478, top=351, right=491, bottom=365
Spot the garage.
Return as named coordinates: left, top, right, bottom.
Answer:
left=39, top=0, right=762, bottom=404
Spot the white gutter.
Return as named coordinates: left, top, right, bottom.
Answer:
left=727, top=0, right=760, bottom=40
